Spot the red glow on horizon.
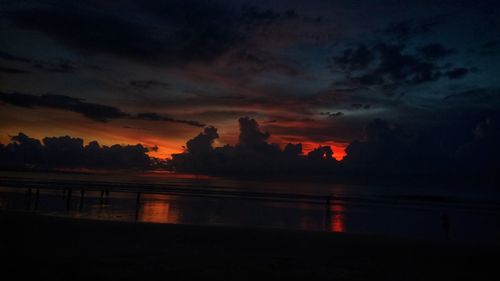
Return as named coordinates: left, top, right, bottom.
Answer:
left=0, top=111, right=349, bottom=162
left=138, top=170, right=219, bottom=180
left=301, top=141, right=347, bottom=161
left=131, top=138, right=349, bottom=161
left=144, top=132, right=348, bottom=161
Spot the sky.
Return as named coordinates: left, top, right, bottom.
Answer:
left=1, top=0, right=500, bottom=161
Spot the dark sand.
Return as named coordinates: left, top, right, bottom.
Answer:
left=1, top=211, right=499, bottom=281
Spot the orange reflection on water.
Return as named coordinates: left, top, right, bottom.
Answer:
left=330, top=203, right=345, bottom=233
left=140, top=201, right=170, bottom=223
left=139, top=195, right=179, bottom=224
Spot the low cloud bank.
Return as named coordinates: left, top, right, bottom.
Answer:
left=170, top=117, right=500, bottom=182
left=2, top=116, right=499, bottom=183
left=0, top=134, right=155, bottom=170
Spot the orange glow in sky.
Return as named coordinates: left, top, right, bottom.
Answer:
left=300, top=141, right=347, bottom=161
left=148, top=139, right=348, bottom=160
left=0, top=106, right=348, bottom=161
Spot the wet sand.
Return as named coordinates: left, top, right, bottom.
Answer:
left=1, top=211, right=499, bottom=281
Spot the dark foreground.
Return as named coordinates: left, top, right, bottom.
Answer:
left=1, top=211, right=499, bottom=281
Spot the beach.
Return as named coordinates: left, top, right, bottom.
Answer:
left=1, top=210, right=498, bottom=281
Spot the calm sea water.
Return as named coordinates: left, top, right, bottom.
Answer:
left=1, top=171, right=499, bottom=243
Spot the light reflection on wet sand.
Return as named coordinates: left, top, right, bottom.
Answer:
left=330, top=204, right=345, bottom=233
left=2, top=184, right=500, bottom=242
left=140, top=200, right=170, bottom=223
left=138, top=195, right=181, bottom=224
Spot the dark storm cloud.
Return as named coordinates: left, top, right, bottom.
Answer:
left=169, top=116, right=500, bottom=182
left=418, top=43, right=454, bottom=59
left=331, top=41, right=471, bottom=93
left=186, top=126, right=219, bottom=156
left=1, top=0, right=499, bottom=180
left=170, top=117, right=336, bottom=176
left=342, top=119, right=452, bottom=176
left=345, top=117, right=500, bottom=180
left=370, top=43, right=442, bottom=85
left=0, top=92, right=205, bottom=127
left=190, top=110, right=259, bottom=121
left=351, top=104, right=371, bottom=110
left=3, top=1, right=312, bottom=66
left=223, top=49, right=301, bottom=77
left=332, top=44, right=374, bottom=71
left=0, top=67, right=31, bottom=74
left=481, top=41, right=498, bottom=49
left=0, top=133, right=154, bottom=170
left=442, top=88, right=500, bottom=104
left=2, top=116, right=499, bottom=182
left=129, top=80, right=170, bottom=90
left=475, top=40, right=498, bottom=55
left=238, top=117, right=270, bottom=148
left=382, top=18, right=442, bottom=40
left=262, top=118, right=362, bottom=144
left=148, top=92, right=320, bottom=117
left=445, top=67, right=469, bottom=79
left=0, top=92, right=128, bottom=122
left=32, top=60, right=77, bottom=73
left=3, top=1, right=237, bottom=63
left=320, top=111, right=344, bottom=117
left=135, top=112, right=205, bottom=127
left=0, top=50, right=79, bottom=73
left=330, top=12, right=475, bottom=95
left=0, top=51, right=33, bottom=63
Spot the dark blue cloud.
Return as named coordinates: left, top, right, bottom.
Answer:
left=0, top=133, right=153, bottom=170
left=129, top=80, right=171, bottom=90
left=3, top=0, right=313, bottom=66
left=381, top=18, right=443, bottom=41
left=445, top=67, right=469, bottom=79
left=0, top=51, right=33, bottom=63
left=168, top=116, right=500, bottom=182
left=0, top=67, right=31, bottom=74
left=0, top=91, right=205, bottom=127
left=1, top=0, right=499, bottom=166
left=418, top=43, right=454, bottom=59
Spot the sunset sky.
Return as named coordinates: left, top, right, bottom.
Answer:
left=1, top=0, right=500, bottom=160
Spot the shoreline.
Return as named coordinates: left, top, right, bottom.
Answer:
left=2, top=210, right=499, bottom=280
left=2, top=168, right=499, bottom=187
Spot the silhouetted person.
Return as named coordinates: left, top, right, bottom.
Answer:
left=441, top=213, right=451, bottom=240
